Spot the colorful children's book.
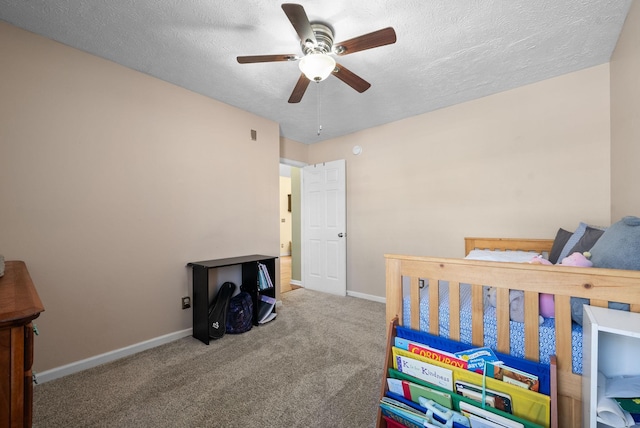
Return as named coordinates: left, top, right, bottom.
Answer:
left=454, top=347, right=501, bottom=372
left=257, top=268, right=268, bottom=290
left=395, top=337, right=469, bottom=370
left=379, top=396, right=428, bottom=428
left=257, top=294, right=276, bottom=323
left=393, top=347, right=454, bottom=391
left=458, top=401, right=524, bottom=428
left=387, top=377, right=452, bottom=408
left=615, top=397, right=640, bottom=414
left=379, top=408, right=423, bottom=428
left=454, top=380, right=513, bottom=414
left=257, top=262, right=274, bottom=290
left=466, top=413, right=510, bottom=428
left=485, top=362, right=539, bottom=392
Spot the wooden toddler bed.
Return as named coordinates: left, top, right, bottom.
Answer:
left=384, top=237, right=640, bottom=428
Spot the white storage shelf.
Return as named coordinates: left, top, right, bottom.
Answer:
left=583, top=305, right=640, bottom=428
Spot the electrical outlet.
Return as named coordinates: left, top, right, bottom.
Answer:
left=181, top=296, right=191, bottom=309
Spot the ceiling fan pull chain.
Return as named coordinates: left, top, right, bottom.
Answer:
left=317, top=82, right=322, bottom=136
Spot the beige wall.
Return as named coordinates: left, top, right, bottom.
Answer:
left=309, top=65, right=611, bottom=298
left=0, top=22, right=280, bottom=371
left=280, top=137, right=309, bottom=164
left=610, top=0, right=640, bottom=221
left=4, top=7, right=633, bottom=371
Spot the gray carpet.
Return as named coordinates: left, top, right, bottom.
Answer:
left=33, top=288, right=387, bottom=427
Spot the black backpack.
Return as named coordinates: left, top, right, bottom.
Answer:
left=225, top=291, right=253, bottom=334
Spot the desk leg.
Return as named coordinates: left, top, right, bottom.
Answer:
left=192, top=266, right=210, bottom=345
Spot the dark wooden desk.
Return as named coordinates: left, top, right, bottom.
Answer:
left=187, top=255, right=277, bottom=345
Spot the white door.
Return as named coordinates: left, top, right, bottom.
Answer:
left=302, top=159, right=346, bottom=296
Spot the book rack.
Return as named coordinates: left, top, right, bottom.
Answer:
left=376, top=317, right=558, bottom=428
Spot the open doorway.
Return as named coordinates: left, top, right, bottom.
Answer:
left=279, top=162, right=302, bottom=293
left=279, top=166, right=292, bottom=258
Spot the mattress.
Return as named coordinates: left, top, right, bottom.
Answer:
left=402, top=281, right=583, bottom=375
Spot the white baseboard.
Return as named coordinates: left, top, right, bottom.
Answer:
left=347, top=290, right=386, bottom=304
left=36, top=291, right=382, bottom=384
left=35, top=328, right=193, bottom=384
left=285, top=282, right=383, bottom=304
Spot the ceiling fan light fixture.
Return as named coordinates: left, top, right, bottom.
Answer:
left=238, top=4, right=396, bottom=103
left=299, top=53, right=336, bottom=82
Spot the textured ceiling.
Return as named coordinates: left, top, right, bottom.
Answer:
left=0, top=1, right=632, bottom=144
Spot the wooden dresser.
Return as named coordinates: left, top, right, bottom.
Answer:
left=0, top=261, right=44, bottom=428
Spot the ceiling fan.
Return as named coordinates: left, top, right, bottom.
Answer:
left=237, top=3, right=397, bottom=103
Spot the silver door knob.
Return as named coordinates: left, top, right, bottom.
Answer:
left=338, top=233, right=344, bottom=237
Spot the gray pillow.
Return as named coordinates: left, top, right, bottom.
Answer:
left=568, top=226, right=605, bottom=255
left=549, top=228, right=572, bottom=264
left=557, top=222, right=588, bottom=262
left=571, top=298, right=631, bottom=326
left=589, top=216, right=640, bottom=270
left=570, top=216, right=640, bottom=325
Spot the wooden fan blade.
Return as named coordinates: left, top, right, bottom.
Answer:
left=288, top=74, right=311, bottom=103
left=332, top=63, right=371, bottom=93
left=334, top=27, right=397, bottom=56
left=237, top=54, right=297, bottom=64
left=282, top=3, right=316, bottom=45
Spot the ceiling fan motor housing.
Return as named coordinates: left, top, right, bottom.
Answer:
left=301, top=23, right=334, bottom=55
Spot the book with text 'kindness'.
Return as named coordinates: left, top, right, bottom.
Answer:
left=393, top=347, right=454, bottom=391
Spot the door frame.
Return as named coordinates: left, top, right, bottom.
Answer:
left=280, top=159, right=306, bottom=288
